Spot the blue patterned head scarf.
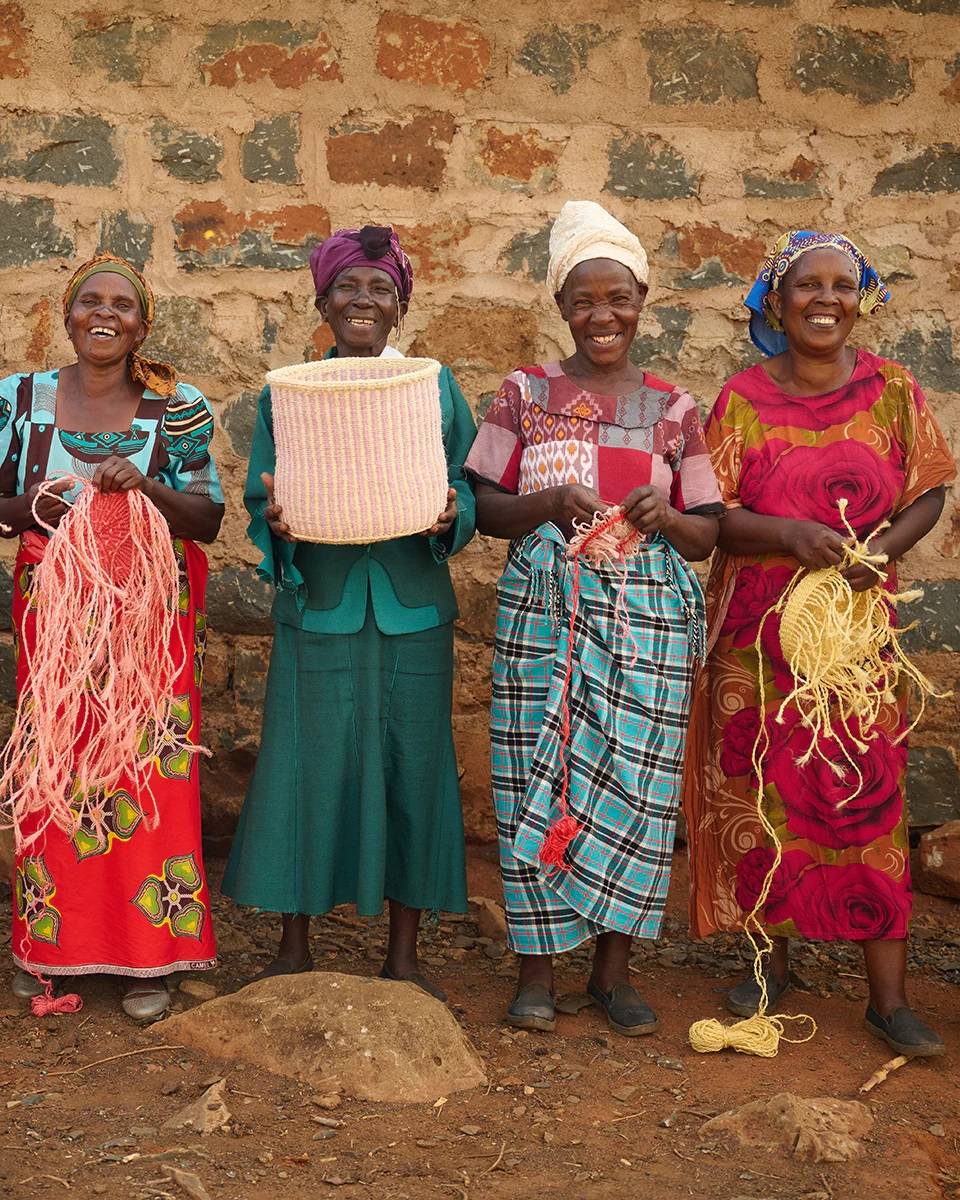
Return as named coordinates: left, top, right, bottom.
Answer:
left=744, top=230, right=890, bottom=356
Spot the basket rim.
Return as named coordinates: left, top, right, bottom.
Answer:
left=266, top=355, right=441, bottom=392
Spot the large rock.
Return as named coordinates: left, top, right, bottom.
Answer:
left=159, top=972, right=486, bottom=1103
left=700, top=1093, right=873, bottom=1163
left=917, top=821, right=960, bottom=899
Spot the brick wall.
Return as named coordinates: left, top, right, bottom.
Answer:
left=0, top=0, right=958, bottom=847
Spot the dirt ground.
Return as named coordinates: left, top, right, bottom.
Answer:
left=2, top=847, right=959, bottom=1200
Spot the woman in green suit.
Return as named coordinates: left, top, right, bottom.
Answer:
left=223, top=227, right=476, bottom=1000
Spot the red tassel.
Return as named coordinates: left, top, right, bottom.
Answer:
left=539, top=814, right=583, bottom=870
left=31, top=990, right=83, bottom=1017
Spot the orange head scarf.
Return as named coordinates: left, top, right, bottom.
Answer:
left=62, top=253, right=178, bottom=398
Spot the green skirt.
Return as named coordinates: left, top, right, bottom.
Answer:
left=222, top=611, right=467, bottom=916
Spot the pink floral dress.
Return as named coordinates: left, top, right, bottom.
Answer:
left=683, top=350, right=956, bottom=941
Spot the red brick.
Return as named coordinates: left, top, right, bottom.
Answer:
left=676, top=225, right=766, bottom=279
left=174, top=200, right=329, bottom=269
left=376, top=12, right=490, bottom=94
left=204, top=36, right=340, bottom=88
left=393, top=219, right=470, bottom=283
left=788, top=154, right=817, bottom=182
left=0, top=3, right=28, bottom=79
left=918, top=820, right=960, bottom=899
left=477, top=126, right=559, bottom=184
left=326, top=112, right=456, bottom=191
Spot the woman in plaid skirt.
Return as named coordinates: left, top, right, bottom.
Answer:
left=465, top=202, right=723, bottom=1035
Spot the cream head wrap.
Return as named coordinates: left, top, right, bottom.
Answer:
left=546, top=200, right=649, bottom=296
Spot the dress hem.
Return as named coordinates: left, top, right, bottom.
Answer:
left=12, top=954, right=217, bottom=978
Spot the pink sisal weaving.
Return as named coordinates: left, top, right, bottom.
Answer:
left=266, top=356, right=448, bottom=545
left=0, top=480, right=196, bottom=856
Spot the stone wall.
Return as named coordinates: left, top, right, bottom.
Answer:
left=0, top=0, right=958, bottom=846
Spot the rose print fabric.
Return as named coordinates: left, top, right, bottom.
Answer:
left=683, top=350, right=955, bottom=940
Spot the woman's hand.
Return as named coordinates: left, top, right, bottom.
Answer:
left=421, top=488, right=458, bottom=538
left=782, top=519, right=847, bottom=569
left=28, top=478, right=72, bottom=528
left=550, top=484, right=605, bottom=529
left=622, top=485, right=674, bottom=536
left=93, top=455, right=149, bottom=494
left=260, top=472, right=295, bottom=542
left=842, top=531, right=890, bottom=592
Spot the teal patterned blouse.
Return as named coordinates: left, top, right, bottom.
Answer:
left=0, top=369, right=224, bottom=512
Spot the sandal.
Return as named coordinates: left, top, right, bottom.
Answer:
left=726, top=967, right=792, bottom=1018
left=252, top=954, right=314, bottom=983
left=506, top=984, right=556, bottom=1032
left=865, top=1005, right=945, bottom=1057
left=119, top=977, right=170, bottom=1024
left=586, top=981, right=658, bottom=1036
left=379, top=965, right=446, bottom=1003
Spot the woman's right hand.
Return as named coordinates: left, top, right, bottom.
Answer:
left=782, top=519, right=847, bottom=568
left=27, top=479, right=72, bottom=529
left=260, top=472, right=295, bottom=542
left=550, top=484, right=605, bottom=530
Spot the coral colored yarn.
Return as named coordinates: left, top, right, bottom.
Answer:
left=0, top=480, right=195, bottom=856
left=267, top=356, right=448, bottom=545
left=538, top=506, right=644, bottom=872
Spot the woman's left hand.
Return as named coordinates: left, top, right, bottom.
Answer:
left=421, top=488, right=458, bottom=538
left=622, top=485, right=674, bottom=535
left=93, top=455, right=151, bottom=494
left=842, top=535, right=890, bottom=592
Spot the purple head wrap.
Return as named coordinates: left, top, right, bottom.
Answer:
left=309, top=225, right=414, bottom=304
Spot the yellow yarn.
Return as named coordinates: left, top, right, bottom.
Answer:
left=689, top=498, right=948, bottom=1058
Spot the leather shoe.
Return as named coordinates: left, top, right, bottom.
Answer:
left=726, top=967, right=792, bottom=1018
left=119, top=977, right=170, bottom=1024
left=865, top=1005, right=945, bottom=1057
left=586, top=981, right=658, bottom=1036
left=506, top=984, right=556, bottom=1032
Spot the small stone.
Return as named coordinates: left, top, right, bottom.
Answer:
left=451, top=935, right=475, bottom=950
left=312, top=1129, right=337, bottom=1141
left=611, top=1085, right=638, bottom=1103
left=511, top=1105, right=527, bottom=1117
left=179, top=979, right=218, bottom=1001
left=483, top=943, right=505, bottom=960
left=469, top=896, right=508, bottom=941
left=315, top=1094, right=342, bottom=1110
left=312, top=1116, right=344, bottom=1128
left=459, top=1124, right=481, bottom=1136
left=160, top=1081, right=181, bottom=1096
left=130, top=1125, right=158, bottom=1137
left=929, top=1123, right=946, bottom=1138
left=523, top=1086, right=535, bottom=1096
left=656, top=1058, right=684, bottom=1072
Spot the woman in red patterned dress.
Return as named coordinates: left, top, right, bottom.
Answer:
left=684, top=231, right=955, bottom=1056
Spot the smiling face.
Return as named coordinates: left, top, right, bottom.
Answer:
left=555, top=258, right=647, bottom=368
left=767, top=248, right=860, bottom=357
left=317, top=265, right=407, bottom=357
left=65, top=272, right=147, bottom=366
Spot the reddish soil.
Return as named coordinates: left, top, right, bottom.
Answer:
left=2, top=848, right=958, bottom=1200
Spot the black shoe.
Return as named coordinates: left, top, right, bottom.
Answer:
left=726, top=967, right=792, bottom=1018
left=865, top=1006, right=945, bottom=1058
left=379, top=965, right=447, bottom=1003
left=506, top=984, right=556, bottom=1032
left=586, top=981, right=658, bottom=1036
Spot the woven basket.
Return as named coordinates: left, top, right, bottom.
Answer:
left=266, top=356, right=448, bottom=545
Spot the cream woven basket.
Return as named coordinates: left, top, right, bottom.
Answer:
left=266, top=356, right=448, bottom=545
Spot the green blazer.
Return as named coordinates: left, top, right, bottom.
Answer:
left=245, top=358, right=477, bottom=634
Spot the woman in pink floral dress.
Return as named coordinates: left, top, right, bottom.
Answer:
left=683, top=231, right=955, bottom=1056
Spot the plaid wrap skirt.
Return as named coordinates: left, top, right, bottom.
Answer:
left=491, top=523, right=703, bottom=955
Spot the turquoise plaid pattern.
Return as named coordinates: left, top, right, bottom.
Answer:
left=491, top=523, right=703, bottom=955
